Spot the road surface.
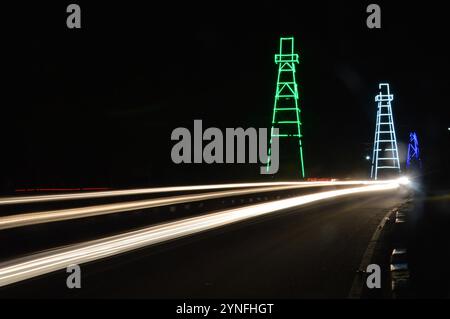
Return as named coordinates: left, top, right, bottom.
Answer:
left=0, top=188, right=409, bottom=298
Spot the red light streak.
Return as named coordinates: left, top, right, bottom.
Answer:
left=15, top=187, right=111, bottom=193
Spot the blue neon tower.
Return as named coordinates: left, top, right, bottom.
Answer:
left=406, top=131, right=421, bottom=169
left=370, top=83, right=401, bottom=180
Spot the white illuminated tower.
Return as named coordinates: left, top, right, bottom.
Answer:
left=370, top=83, right=401, bottom=180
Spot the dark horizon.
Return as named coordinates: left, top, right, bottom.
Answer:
left=3, top=1, right=449, bottom=192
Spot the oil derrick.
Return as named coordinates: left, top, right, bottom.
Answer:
left=370, top=83, right=401, bottom=180
left=406, top=131, right=422, bottom=170
left=267, top=37, right=305, bottom=178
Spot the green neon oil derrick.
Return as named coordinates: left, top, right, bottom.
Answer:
left=267, top=37, right=305, bottom=178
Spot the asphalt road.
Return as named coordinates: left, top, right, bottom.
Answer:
left=0, top=189, right=409, bottom=298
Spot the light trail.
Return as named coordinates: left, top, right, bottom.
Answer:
left=0, top=180, right=390, bottom=206
left=0, top=182, right=314, bottom=205
left=0, top=182, right=363, bottom=230
left=0, top=181, right=401, bottom=287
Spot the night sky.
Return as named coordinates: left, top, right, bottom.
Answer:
left=3, top=1, right=450, bottom=192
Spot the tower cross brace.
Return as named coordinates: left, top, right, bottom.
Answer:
left=267, top=37, right=305, bottom=178
left=406, top=131, right=421, bottom=169
left=370, top=83, right=401, bottom=180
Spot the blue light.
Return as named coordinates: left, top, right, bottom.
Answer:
left=406, top=131, right=421, bottom=169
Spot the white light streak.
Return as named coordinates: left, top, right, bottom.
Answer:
left=0, top=180, right=395, bottom=206
left=0, top=181, right=400, bottom=287
left=0, top=180, right=398, bottom=230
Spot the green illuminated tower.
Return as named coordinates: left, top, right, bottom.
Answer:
left=267, top=37, right=305, bottom=178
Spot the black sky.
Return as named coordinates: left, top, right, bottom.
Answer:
left=2, top=1, right=450, bottom=192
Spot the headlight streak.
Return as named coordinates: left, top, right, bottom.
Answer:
left=0, top=180, right=395, bottom=230
left=0, top=180, right=394, bottom=206
left=0, top=181, right=400, bottom=287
